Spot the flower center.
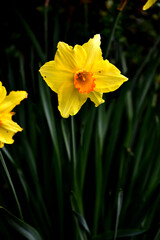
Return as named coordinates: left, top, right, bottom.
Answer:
left=74, top=70, right=96, bottom=94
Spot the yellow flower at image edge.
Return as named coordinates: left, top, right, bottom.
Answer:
left=39, top=34, right=128, bottom=118
left=143, top=0, right=158, bottom=10
left=0, top=81, right=27, bottom=148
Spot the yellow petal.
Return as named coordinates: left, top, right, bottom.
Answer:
left=88, top=91, right=105, bottom=107
left=143, top=0, right=157, bottom=10
left=58, top=81, right=87, bottom=118
left=39, top=61, right=73, bottom=93
left=0, top=141, right=4, bottom=148
left=0, top=81, right=7, bottom=104
left=0, top=127, right=15, bottom=144
left=82, top=34, right=103, bottom=71
left=92, top=59, right=121, bottom=75
left=0, top=112, right=13, bottom=120
left=1, top=119, right=22, bottom=133
left=0, top=91, right=27, bottom=113
left=0, top=118, right=22, bottom=145
left=93, top=60, right=128, bottom=93
left=54, top=42, right=87, bottom=72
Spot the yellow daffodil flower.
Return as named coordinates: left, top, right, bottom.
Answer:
left=39, top=34, right=128, bottom=118
left=0, top=81, right=27, bottom=148
left=143, top=0, right=157, bottom=10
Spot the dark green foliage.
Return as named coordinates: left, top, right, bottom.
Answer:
left=0, top=1, right=160, bottom=239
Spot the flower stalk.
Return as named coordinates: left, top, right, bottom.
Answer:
left=0, top=151, right=23, bottom=220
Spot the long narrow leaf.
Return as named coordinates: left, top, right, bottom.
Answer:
left=0, top=207, right=43, bottom=240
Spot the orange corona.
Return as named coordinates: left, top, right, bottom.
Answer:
left=74, top=70, right=96, bottom=94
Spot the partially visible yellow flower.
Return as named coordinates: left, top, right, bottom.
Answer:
left=0, top=81, right=27, bottom=148
left=39, top=34, right=128, bottom=118
left=143, top=0, right=157, bottom=10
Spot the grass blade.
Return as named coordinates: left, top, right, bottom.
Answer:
left=0, top=207, right=43, bottom=240
left=113, top=190, right=123, bottom=240
left=15, top=9, right=46, bottom=63
left=0, top=151, right=23, bottom=220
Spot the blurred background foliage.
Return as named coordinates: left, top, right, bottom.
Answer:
left=0, top=0, right=160, bottom=239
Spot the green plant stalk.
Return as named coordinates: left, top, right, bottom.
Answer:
left=0, top=151, right=23, bottom=220
left=39, top=77, right=63, bottom=239
left=0, top=207, right=43, bottom=240
left=124, top=90, right=133, bottom=148
left=93, top=130, right=102, bottom=235
left=131, top=35, right=160, bottom=90
left=154, top=228, right=160, bottom=240
left=15, top=8, right=46, bottom=63
left=61, top=119, right=71, bottom=161
left=105, top=10, right=122, bottom=58
left=44, top=5, right=48, bottom=58
left=113, top=190, right=123, bottom=240
left=79, top=108, right=95, bottom=193
left=71, top=117, right=83, bottom=214
left=71, top=116, right=77, bottom=175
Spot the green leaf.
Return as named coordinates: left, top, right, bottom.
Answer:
left=15, top=9, right=46, bottom=62
left=0, top=207, right=43, bottom=240
left=93, top=228, right=147, bottom=239
left=113, top=190, right=123, bottom=240
left=61, top=119, right=71, bottom=161
left=154, top=228, right=160, bottom=240
left=0, top=151, right=23, bottom=220
left=73, top=210, right=91, bottom=234
left=38, top=74, right=64, bottom=238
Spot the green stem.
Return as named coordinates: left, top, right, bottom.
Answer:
left=105, top=10, right=122, bottom=59
left=71, top=117, right=83, bottom=214
left=93, top=129, right=102, bottom=235
left=15, top=8, right=46, bottom=63
left=131, top=35, right=160, bottom=90
left=44, top=5, right=48, bottom=58
left=71, top=116, right=77, bottom=174
left=113, top=190, right=123, bottom=240
left=0, top=150, right=23, bottom=220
